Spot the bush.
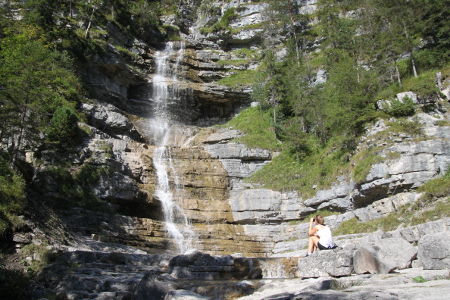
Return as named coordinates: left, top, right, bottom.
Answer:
left=40, top=164, right=111, bottom=211
left=0, top=154, right=26, bottom=236
left=45, top=105, right=79, bottom=144
left=386, top=97, right=415, bottom=117
left=200, top=7, right=237, bottom=34
left=387, top=119, right=423, bottom=136
left=0, top=265, right=31, bottom=299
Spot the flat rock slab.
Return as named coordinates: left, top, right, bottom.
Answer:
left=238, top=268, right=450, bottom=300
left=296, top=249, right=353, bottom=278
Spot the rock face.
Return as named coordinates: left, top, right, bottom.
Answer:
left=81, top=102, right=143, bottom=140
left=418, top=232, right=450, bottom=270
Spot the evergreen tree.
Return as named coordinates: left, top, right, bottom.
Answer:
left=0, top=27, right=81, bottom=163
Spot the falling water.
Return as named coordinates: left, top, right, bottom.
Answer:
left=151, top=42, right=196, bottom=254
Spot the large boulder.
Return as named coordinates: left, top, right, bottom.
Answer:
left=418, top=231, right=450, bottom=270
left=133, top=271, right=176, bottom=300
left=353, top=237, right=417, bottom=274
left=296, top=249, right=353, bottom=278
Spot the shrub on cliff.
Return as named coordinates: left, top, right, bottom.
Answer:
left=386, top=97, right=415, bottom=117
left=45, top=105, right=80, bottom=145
left=0, top=153, right=26, bottom=237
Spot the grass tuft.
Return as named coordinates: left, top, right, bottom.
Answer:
left=222, top=106, right=281, bottom=151
left=217, top=69, right=258, bottom=88
left=387, top=119, right=423, bottom=136
left=248, top=138, right=350, bottom=197
left=352, top=147, right=383, bottom=183
left=412, top=276, right=427, bottom=283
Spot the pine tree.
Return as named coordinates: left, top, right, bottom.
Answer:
left=0, top=28, right=81, bottom=163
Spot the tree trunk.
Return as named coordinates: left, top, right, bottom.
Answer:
left=395, top=62, right=402, bottom=86
left=84, top=7, right=96, bottom=39
left=411, top=54, right=418, bottom=77
left=12, top=107, right=28, bottom=167
left=288, top=0, right=301, bottom=64
left=273, top=104, right=276, bottom=126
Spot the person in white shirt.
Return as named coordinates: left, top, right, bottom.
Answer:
left=307, top=215, right=336, bottom=256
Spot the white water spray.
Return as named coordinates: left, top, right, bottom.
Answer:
left=151, top=42, right=196, bottom=254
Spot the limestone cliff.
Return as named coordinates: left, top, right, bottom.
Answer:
left=3, top=0, right=450, bottom=299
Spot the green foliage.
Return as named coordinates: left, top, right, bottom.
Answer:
left=0, top=264, right=31, bottom=299
left=46, top=105, right=79, bottom=144
left=248, top=138, right=350, bottom=197
left=0, top=219, right=8, bottom=238
left=352, top=148, right=383, bottom=183
left=217, top=70, right=258, bottom=88
left=42, top=164, right=111, bottom=210
left=335, top=199, right=450, bottom=236
left=386, top=98, right=416, bottom=117
left=19, top=243, right=53, bottom=274
left=231, top=48, right=260, bottom=60
left=0, top=153, right=26, bottom=236
left=0, top=28, right=81, bottom=158
left=222, top=106, right=281, bottom=151
left=335, top=171, right=450, bottom=235
left=334, top=216, right=398, bottom=235
left=230, top=22, right=266, bottom=34
left=376, top=67, right=443, bottom=101
left=418, top=170, right=450, bottom=200
left=412, top=276, right=427, bottom=283
left=114, top=44, right=139, bottom=59
left=403, top=70, right=441, bottom=100
left=216, top=59, right=249, bottom=66
left=200, top=7, right=237, bottom=34
left=435, top=120, right=450, bottom=126
left=387, top=119, right=422, bottom=136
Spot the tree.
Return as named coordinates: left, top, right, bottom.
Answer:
left=46, top=105, right=79, bottom=144
left=0, top=28, right=81, bottom=163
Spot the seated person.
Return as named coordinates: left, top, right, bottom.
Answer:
left=307, top=215, right=336, bottom=256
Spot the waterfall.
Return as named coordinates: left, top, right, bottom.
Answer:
left=150, top=41, right=196, bottom=254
